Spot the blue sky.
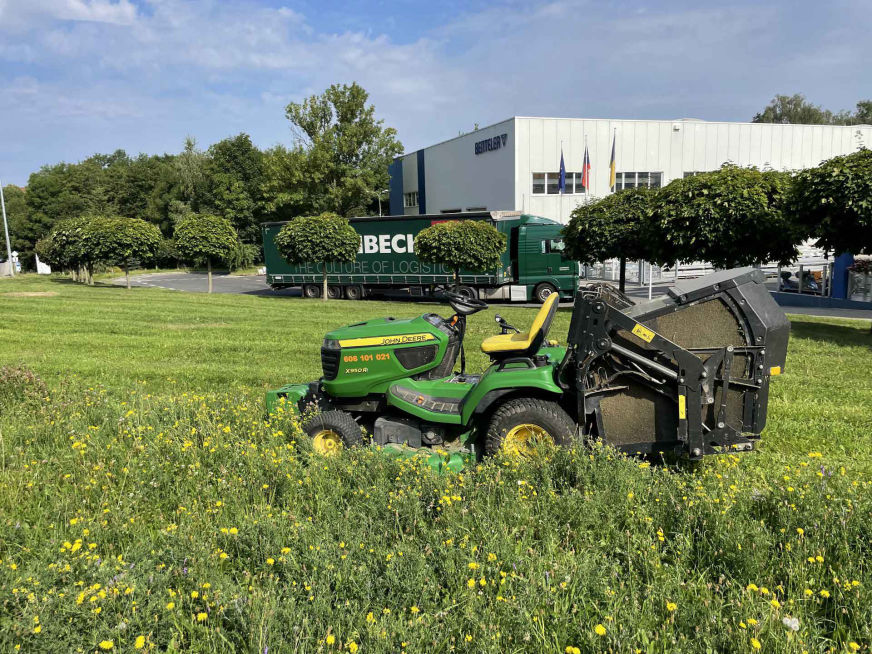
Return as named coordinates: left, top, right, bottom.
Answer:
left=1, top=0, right=870, bottom=185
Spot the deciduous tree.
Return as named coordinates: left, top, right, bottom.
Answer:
left=283, top=83, right=403, bottom=217
left=273, top=213, right=359, bottom=301
left=563, top=187, right=660, bottom=293
left=788, top=148, right=872, bottom=256
left=415, top=220, right=506, bottom=289
left=651, top=165, right=798, bottom=269
left=173, top=213, right=239, bottom=293
left=90, top=217, right=163, bottom=289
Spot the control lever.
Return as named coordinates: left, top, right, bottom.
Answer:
left=495, top=314, right=520, bottom=334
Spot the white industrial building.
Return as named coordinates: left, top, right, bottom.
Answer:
left=388, top=117, right=872, bottom=223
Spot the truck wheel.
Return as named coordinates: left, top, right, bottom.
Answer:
left=484, top=398, right=575, bottom=457
left=303, top=284, right=321, bottom=299
left=456, top=285, right=477, bottom=301
left=327, top=285, right=343, bottom=299
left=534, top=282, right=557, bottom=304
left=302, top=410, right=363, bottom=456
left=345, top=285, right=363, bottom=300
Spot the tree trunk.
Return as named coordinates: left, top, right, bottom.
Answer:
left=619, top=257, right=627, bottom=294
left=87, top=264, right=94, bottom=286
left=207, top=258, right=213, bottom=294
left=322, top=266, right=328, bottom=302
left=125, top=263, right=131, bottom=290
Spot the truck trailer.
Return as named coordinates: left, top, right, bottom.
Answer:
left=262, top=211, right=578, bottom=303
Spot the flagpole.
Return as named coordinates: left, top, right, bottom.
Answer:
left=1, top=179, right=13, bottom=277
left=560, top=140, right=564, bottom=222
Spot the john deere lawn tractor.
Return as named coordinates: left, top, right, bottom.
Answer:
left=266, top=267, right=789, bottom=469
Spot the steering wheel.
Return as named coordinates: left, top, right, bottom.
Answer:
left=444, top=290, right=488, bottom=316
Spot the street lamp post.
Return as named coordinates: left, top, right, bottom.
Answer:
left=0, top=179, right=13, bottom=277
left=377, top=188, right=389, bottom=216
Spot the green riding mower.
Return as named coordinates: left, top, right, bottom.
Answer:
left=266, top=267, right=789, bottom=470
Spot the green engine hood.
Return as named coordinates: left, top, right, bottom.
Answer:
left=321, top=313, right=455, bottom=397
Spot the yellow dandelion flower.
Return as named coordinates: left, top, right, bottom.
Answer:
left=804, top=589, right=813, bottom=597
left=796, top=527, right=804, bottom=536
left=666, top=602, right=677, bottom=612
left=266, top=558, right=275, bottom=566
left=366, top=612, right=376, bottom=624
left=820, top=590, right=830, bottom=598
left=348, top=643, right=358, bottom=653
left=410, top=606, right=420, bottom=614
left=595, top=624, right=607, bottom=637
left=467, top=578, right=476, bottom=589
left=326, top=634, right=336, bottom=645
left=465, top=634, right=473, bottom=642
left=196, top=612, right=208, bottom=622
left=134, top=635, right=145, bottom=649
left=165, top=602, right=175, bottom=610
left=191, top=591, right=198, bottom=599
left=33, top=626, right=42, bottom=634
left=750, top=637, right=761, bottom=650
left=99, top=641, right=114, bottom=650
left=770, top=599, right=781, bottom=609
left=468, top=562, right=479, bottom=570
left=848, top=643, right=860, bottom=652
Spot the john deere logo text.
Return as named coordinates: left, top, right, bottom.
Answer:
left=338, top=333, right=437, bottom=348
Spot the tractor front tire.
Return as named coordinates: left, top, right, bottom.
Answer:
left=302, top=410, right=363, bottom=456
left=484, top=398, right=575, bottom=457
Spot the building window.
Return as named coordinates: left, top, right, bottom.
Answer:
left=683, top=171, right=705, bottom=178
left=403, top=191, right=418, bottom=208
left=615, top=172, right=663, bottom=191
left=531, top=172, right=588, bottom=195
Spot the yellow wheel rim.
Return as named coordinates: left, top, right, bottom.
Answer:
left=502, top=423, right=551, bottom=457
left=312, top=429, right=343, bottom=456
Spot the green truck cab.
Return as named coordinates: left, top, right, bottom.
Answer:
left=261, top=210, right=578, bottom=303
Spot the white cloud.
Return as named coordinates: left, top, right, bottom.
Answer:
left=0, top=0, right=138, bottom=28
left=0, top=0, right=870, bottom=185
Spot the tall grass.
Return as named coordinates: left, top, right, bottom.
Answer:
left=1, top=274, right=870, bottom=652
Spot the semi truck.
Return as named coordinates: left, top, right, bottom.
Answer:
left=262, top=211, right=578, bottom=303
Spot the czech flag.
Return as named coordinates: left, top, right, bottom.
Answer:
left=609, top=132, right=616, bottom=190
left=581, top=145, right=591, bottom=191
left=558, top=149, right=566, bottom=193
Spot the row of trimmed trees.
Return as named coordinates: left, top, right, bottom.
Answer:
left=37, top=213, right=238, bottom=292
left=565, top=149, right=872, bottom=292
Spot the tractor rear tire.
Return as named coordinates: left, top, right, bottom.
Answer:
left=484, top=398, right=575, bottom=457
left=302, top=410, right=363, bottom=456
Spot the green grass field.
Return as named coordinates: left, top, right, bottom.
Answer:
left=1, top=274, right=871, bottom=653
